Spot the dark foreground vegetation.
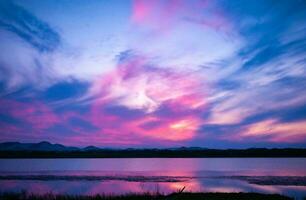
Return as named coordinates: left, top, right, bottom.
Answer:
left=0, top=192, right=294, bottom=200
left=1, top=148, right=306, bottom=158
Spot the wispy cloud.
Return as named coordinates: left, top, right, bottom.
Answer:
left=0, top=1, right=60, bottom=52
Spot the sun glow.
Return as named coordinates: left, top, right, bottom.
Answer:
left=170, top=119, right=198, bottom=131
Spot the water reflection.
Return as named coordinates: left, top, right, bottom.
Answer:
left=1, top=177, right=306, bottom=198
left=0, top=158, right=306, bottom=199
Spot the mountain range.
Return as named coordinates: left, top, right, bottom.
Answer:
left=0, top=141, right=212, bottom=152
left=0, top=141, right=203, bottom=152
left=0, top=142, right=305, bottom=159
left=0, top=141, right=80, bottom=151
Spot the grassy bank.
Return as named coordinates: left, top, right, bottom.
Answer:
left=0, top=192, right=294, bottom=200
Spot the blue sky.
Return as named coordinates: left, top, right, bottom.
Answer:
left=0, top=0, right=306, bottom=148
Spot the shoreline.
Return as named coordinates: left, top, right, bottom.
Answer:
left=0, top=175, right=306, bottom=186
left=1, top=148, right=306, bottom=158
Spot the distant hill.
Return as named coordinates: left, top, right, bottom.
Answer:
left=0, top=141, right=79, bottom=152
left=0, top=141, right=207, bottom=152
left=0, top=141, right=305, bottom=158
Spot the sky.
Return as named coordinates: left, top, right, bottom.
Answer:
left=0, top=0, right=306, bottom=148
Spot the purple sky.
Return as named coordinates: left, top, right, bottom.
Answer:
left=0, top=0, right=306, bottom=148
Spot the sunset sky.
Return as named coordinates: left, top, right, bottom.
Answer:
left=0, top=0, right=306, bottom=148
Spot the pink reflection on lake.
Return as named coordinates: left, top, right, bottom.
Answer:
left=0, top=158, right=306, bottom=199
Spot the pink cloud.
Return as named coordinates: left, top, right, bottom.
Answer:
left=87, top=55, right=206, bottom=143
left=131, top=0, right=231, bottom=32
left=0, top=99, right=59, bottom=130
left=241, top=119, right=306, bottom=143
left=223, top=119, right=306, bottom=144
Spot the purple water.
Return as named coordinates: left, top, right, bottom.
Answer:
left=0, top=158, right=305, bottom=199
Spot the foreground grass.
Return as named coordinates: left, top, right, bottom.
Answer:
left=0, top=192, right=293, bottom=200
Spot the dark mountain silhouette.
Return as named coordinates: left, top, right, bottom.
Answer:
left=83, top=146, right=101, bottom=151
left=0, top=141, right=305, bottom=158
left=0, top=141, right=79, bottom=151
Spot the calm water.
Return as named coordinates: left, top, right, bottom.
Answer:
left=0, top=158, right=306, bottom=199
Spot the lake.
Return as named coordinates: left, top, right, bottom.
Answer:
left=0, top=158, right=306, bottom=199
